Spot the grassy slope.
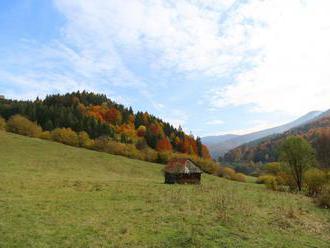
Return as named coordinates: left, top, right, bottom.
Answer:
left=0, top=131, right=329, bottom=248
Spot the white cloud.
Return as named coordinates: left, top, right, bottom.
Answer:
left=3, top=0, right=330, bottom=120
left=159, top=109, right=189, bottom=129
left=206, top=119, right=224, bottom=125
left=54, top=0, right=246, bottom=77
left=209, top=0, right=330, bottom=116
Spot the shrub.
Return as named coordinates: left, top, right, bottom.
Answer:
left=304, top=168, right=327, bottom=196
left=256, top=175, right=276, bottom=184
left=232, top=173, right=246, bottom=182
left=93, top=136, right=110, bottom=152
left=93, top=137, right=145, bottom=160
left=0, top=116, right=5, bottom=130
left=123, top=144, right=144, bottom=160
left=223, top=167, right=236, bottom=180
left=196, top=158, right=219, bottom=175
left=142, top=148, right=158, bottom=162
left=157, top=152, right=169, bottom=164
left=265, top=176, right=278, bottom=191
left=40, top=131, right=51, bottom=140
left=316, top=184, right=330, bottom=208
left=136, top=138, right=148, bottom=150
left=51, top=128, right=79, bottom=146
left=78, top=131, right=93, bottom=148
left=264, top=162, right=283, bottom=175
left=6, top=115, right=42, bottom=137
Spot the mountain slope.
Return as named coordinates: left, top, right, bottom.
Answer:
left=224, top=113, right=330, bottom=167
left=201, top=134, right=239, bottom=145
left=203, top=111, right=322, bottom=158
left=1, top=131, right=330, bottom=247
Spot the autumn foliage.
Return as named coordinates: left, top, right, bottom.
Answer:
left=156, top=137, right=172, bottom=152
left=0, top=92, right=214, bottom=173
left=6, top=115, right=42, bottom=138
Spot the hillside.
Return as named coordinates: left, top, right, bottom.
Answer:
left=203, top=111, right=322, bottom=159
left=1, top=131, right=329, bottom=247
left=224, top=114, right=330, bottom=167
left=0, top=92, right=211, bottom=162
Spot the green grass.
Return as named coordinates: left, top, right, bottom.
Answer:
left=0, top=131, right=329, bottom=248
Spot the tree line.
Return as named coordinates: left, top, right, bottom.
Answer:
left=0, top=91, right=209, bottom=158
left=224, top=118, right=330, bottom=169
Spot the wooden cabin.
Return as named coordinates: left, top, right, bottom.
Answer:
left=164, top=158, right=202, bottom=184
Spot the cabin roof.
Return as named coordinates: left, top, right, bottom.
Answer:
left=164, top=158, right=202, bottom=174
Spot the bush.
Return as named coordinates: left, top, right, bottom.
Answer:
left=0, top=116, right=5, bottom=130
left=135, top=138, right=148, bottom=150
left=304, top=168, right=327, bottom=196
left=40, top=131, right=51, bottom=140
left=232, top=173, right=246, bottom=182
left=265, top=176, right=278, bottom=190
left=196, top=158, right=219, bottom=175
left=223, top=167, right=236, bottom=180
left=93, top=137, right=145, bottom=160
left=316, top=184, right=330, bottom=208
left=256, top=175, right=276, bottom=184
left=51, top=128, right=79, bottom=146
left=78, top=131, right=93, bottom=148
left=6, top=115, right=42, bottom=137
left=157, top=152, right=169, bottom=164
left=93, top=136, right=110, bottom=151
left=142, top=148, right=158, bottom=162
left=264, top=162, right=283, bottom=175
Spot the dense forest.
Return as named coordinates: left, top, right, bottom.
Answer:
left=0, top=91, right=210, bottom=158
left=0, top=92, right=215, bottom=167
left=224, top=115, right=330, bottom=168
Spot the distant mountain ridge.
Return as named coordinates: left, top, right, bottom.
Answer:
left=202, top=111, right=323, bottom=159
left=224, top=110, right=330, bottom=168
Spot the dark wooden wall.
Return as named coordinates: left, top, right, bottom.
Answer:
left=164, top=173, right=201, bottom=184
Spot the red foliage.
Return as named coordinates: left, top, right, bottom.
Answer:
left=156, top=137, right=173, bottom=152
left=137, top=125, right=147, bottom=137
left=104, top=107, right=122, bottom=124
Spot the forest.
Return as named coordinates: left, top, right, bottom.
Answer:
left=0, top=91, right=226, bottom=174
left=224, top=116, right=330, bottom=169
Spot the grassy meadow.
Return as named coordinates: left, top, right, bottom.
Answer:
left=0, top=131, right=329, bottom=247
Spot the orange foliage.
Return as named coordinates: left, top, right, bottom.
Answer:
left=87, top=111, right=104, bottom=122
left=156, top=137, right=173, bottom=152
left=177, top=135, right=198, bottom=155
left=116, top=124, right=136, bottom=139
left=86, top=105, right=107, bottom=122
left=128, top=114, right=135, bottom=124
left=202, top=145, right=211, bottom=159
left=104, top=107, right=122, bottom=124
left=149, top=122, right=162, bottom=136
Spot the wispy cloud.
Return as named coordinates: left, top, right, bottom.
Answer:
left=206, top=119, right=224, bottom=125
left=2, top=0, right=330, bottom=136
left=207, top=0, right=330, bottom=116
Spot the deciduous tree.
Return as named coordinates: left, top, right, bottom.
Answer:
left=279, top=136, right=316, bottom=191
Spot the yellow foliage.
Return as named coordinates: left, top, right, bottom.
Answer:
left=78, top=131, right=93, bottom=148
left=6, top=115, right=42, bottom=138
left=232, top=173, right=246, bottom=182
left=51, top=128, right=79, bottom=146
left=40, top=131, right=51, bottom=140
left=223, top=167, right=236, bottom=180
left=0, top=116, right=5, bottom=130
left=304, top=168, right=327, bottom=196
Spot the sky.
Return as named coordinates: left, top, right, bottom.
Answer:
left=1, top=0, right=330, bottom=137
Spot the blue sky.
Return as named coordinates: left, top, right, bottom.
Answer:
left=1, top=0, right=330, bottom=137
